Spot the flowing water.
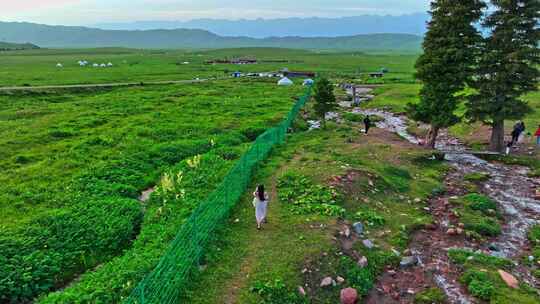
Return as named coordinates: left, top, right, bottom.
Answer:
left=355, top=109, right=540, bottom=302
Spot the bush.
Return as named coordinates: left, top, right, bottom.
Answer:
left=463, top=193, right=497, bottom=214
left=461, top=270, right=494, bottom=301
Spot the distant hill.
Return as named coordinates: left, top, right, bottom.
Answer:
left=0, top=41, right=39, bottom=51
left=0, top=21, right=422, bottom=51
left=95, top=14, right=429, bottom=38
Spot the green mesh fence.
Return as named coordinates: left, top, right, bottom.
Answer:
left=124, top=85, right=312, bottom=304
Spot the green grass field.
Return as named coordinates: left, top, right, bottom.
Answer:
left=1, top=47, right=538, bottom=303
left=0, top=48, right=418, bottom=87
left=0, top=77, right=305, bottom=302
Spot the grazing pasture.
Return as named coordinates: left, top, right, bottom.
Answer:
left=0, top=48, right=418, bottom=87
left=0, top=78, right=303, bottom=302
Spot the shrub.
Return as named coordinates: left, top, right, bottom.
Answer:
left=463, top=193, right=497, bottom=214
left=461, top=270, right=494, bottom=301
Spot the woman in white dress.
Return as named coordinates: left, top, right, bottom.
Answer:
left=252, top=184, right=269, bottom=230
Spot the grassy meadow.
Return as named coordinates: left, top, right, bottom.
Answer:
left=1, top=47, right=538, bottom=303
left=0, top=47, right=418, bottom=87
left=0, top=77, right=305, bottom=302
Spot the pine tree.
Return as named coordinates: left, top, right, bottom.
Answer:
left=466, top=0, right=540, bottom=152
left=313, top=77, right=337, bottom=128
left=408, top=0, right=486, bottom=148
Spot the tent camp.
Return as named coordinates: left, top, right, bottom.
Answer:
left=278, top=77, right=293, bottom=86
left=303, top=79, right=314, bottom=86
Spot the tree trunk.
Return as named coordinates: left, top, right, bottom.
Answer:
left=490, top=119, right=505, bottom=152
left=426, top=125, right=440, bottom=149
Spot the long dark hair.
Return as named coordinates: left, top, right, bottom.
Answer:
left=257, top=184, right=265, bottom=201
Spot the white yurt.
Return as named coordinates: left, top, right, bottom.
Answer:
left=303, top=78, right=314, bottom=86
left=93, top=63, right=99, bottom=67
left=56, top=63, right=63, bottom=68
left=100, top=63, right=106, bottom=67
left=107, top=62, right=113, bottom=67
left=278, top=77, right=293, bottom=86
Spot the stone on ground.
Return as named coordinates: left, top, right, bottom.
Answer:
left=320, top=276, right=333, bottom=287
left=340, top=287, right=358, bottom=304
left=352, top=222, right=364, bottom=235
left=498, top=270, right=519, bottom=289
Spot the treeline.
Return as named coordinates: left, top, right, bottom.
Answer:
left=0, top=41, right=40, bottom=51
left=408, top=0, right=539, bottom=152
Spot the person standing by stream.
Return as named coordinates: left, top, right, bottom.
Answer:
left=364, top=116, right=372, bottom=135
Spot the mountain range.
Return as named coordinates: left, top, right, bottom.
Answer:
left=94, top=14, right=429, bottom=38
left=0, top=21, right=424, bottom=51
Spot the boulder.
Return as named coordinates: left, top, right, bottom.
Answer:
left=320, top=277, right=333, bottom=287
left=400, top=256, right=418, bottom=268
left=357, top=256, right=368, bottom=268
left=352, top=222, right=364, bottom=235
left=340, top=288, right=358, bottom=304
left=298, top=286, right=306, bottom=296
left=362, top=239, right=374, bottom=249
left=498, top=270, right=519, bottom=289
left=337, top=276, right=345, bottom=284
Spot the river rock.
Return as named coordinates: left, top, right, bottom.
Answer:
left=362, top=239, right=374, bottom=249
left=353, top=222, right=364, bottom=235
left=447, top=228, right=457, bottom=235
left=340, top=288, right=358, bottom=304
left=400, top=256, right=418, bottom=268
left=357, top=256, right=368, bottom=268
left=488, top=243, right=500, bottom=252
left=298, top=286, right=306, bottom=296
left=320, top=277, right=333, bottom=287
left=498, top=270, right=519, bottom=289
left=337, top=276, right=345, bottom=284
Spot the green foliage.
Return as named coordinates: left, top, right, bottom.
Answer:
left=463, top=172, right=490, bottom=182
left=355, top=210, right=386, bottom=227
left=343, top=112, right=364, bottom=123
left=339, top=250, right=399, bottom=296
left=408, top=0, right=485, bottom=135
left=381, top=165, right=412, bottom=193
left=278, top=172, right=345, bottom=217
left=462, top=270, right=495, bottom=301
left=251, top=279, right=308, bottom=304
left=312, top=77, right=337, bottom=128
left=452, top=193, right=501, bottom=237
left=463, top=193, right=497, bottom=214
left=414, top=288, right=446, bottom=304
left=448, top=249, right=513, bottom=269
left=466, top=0, right=540, bottom=151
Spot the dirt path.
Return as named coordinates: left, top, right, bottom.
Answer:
left=0, top=77, right=224, bottom=92
left=354, top=109, right=540, bottom=303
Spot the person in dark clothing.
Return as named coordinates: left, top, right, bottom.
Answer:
left=364, top=116, right=371, bottom=134
left=511, top=121, right=522, bottom=146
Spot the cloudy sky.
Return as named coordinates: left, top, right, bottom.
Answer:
left=1, top=0, right=430, bottom=25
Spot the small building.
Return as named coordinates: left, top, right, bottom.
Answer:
left=93, top=63, right=99, bottom=67
left=278, top=77, right=293, bottom=86
left=56, top=63, right=63, bottom=68
left=369, top=72, right=384, bottom=78
left=107, top=62, right=113, bottom=67
left=303, top=79, right=314, bottom=86
left=231, top=71, right=242, bottom=78
left=100, top=63, right=107, bottom=67
left=283, top=71, right=316, bottom=78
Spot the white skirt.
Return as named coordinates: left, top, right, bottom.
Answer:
left=254, top=199, right=268, bottom=223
